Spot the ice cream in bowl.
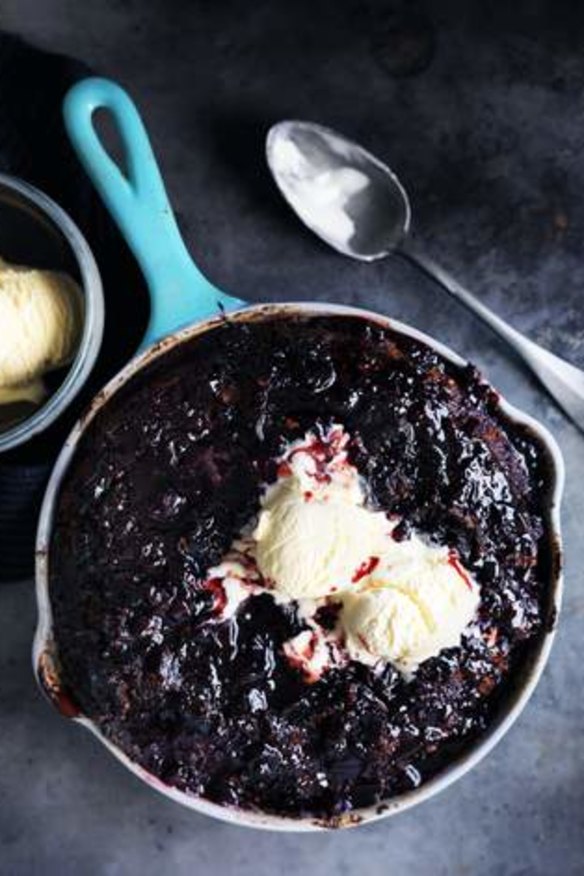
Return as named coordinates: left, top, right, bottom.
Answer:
left=0, top=173, right=103, bottom=451
left=0, top=256, right=83, bottom=410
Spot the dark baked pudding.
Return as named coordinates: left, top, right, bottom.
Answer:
left=50, top=313, right=555, bottom=820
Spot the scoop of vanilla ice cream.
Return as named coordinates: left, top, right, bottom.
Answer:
left=205, top=425, right=481, bottom=678
left=254, top=474, right=390, bottom=599
left=343, top=538, right=480, bottom=673
left=0, top=256, right=83, bottom=405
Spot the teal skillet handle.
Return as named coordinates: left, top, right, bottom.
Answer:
left=63, top=77, right=246, bottom=350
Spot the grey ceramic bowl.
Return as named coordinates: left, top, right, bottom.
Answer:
left=0, top=173, right=104, bottom=452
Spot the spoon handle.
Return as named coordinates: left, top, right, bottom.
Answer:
left=401, top=241, right=584, bottom=432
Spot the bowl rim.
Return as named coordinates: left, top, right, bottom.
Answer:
left=0, top=172, right=104, bottom=453
left=34, top=300, right=564, bottom=831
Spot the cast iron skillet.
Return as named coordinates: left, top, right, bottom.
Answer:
left=34, top=78, right=564, bottom=831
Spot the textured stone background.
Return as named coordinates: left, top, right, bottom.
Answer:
left=0, top=1, right=583, bottom=873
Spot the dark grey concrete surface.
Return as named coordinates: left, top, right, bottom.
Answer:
left=0, top=1, right=583, bottom=873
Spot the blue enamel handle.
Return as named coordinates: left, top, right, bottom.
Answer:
left=63, top=77, right=245, bottom=350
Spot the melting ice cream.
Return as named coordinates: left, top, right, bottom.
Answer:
left=205, top=425, right=480, bottom=676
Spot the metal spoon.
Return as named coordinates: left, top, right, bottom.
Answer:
left=266, top=119, right=584, bottom=433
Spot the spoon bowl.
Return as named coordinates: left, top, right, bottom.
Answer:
left=266, top=121, right=410, bottom=261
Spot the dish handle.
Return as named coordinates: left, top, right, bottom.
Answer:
left=63, top=77, right=245, bottom=349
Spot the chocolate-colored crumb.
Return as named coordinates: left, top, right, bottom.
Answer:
left=50, top=314, right=554, bottom=817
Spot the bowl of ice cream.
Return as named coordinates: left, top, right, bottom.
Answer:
left=0, top=173, right=103, bottom=452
